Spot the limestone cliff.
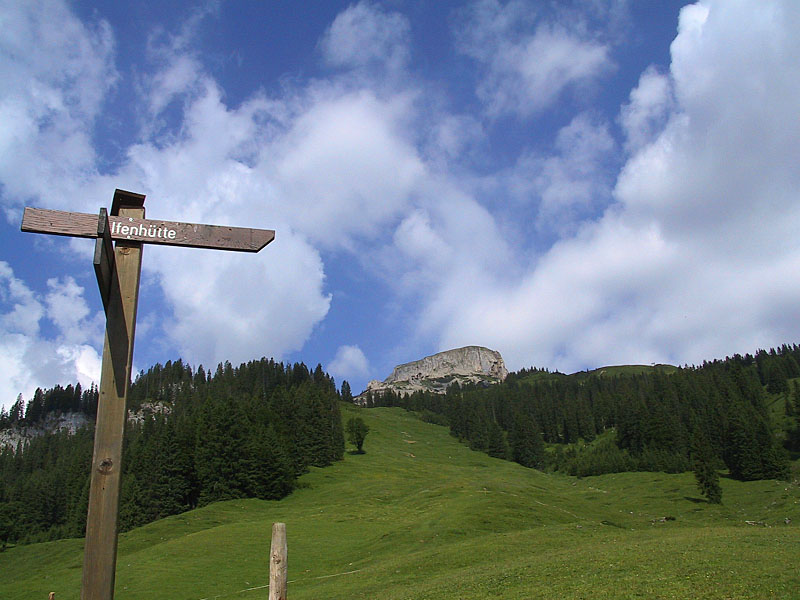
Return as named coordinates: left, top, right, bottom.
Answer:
left=0, top=411, right=90, bottom=450
left=357, top=346, right=507, bottom=402
left=0, top=402, right=171, bottom=450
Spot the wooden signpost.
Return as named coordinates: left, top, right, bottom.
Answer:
left=21, top=189, right=275, bottom=600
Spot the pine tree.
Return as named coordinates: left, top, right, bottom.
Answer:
left=341, top=381, right=353, bottom=403
left=194, top=396, right=249, bottom=505
left=486, top=420, right=510, bottom=460
left=691, top=430, right=722, bottom=503
left=509, top=412, right=545, bottom=469
left=243, top=424, right=294, bottom=499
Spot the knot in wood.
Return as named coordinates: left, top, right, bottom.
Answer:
left=98, top=458, right=114, bottom=474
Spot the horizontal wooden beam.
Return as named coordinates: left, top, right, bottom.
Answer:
left=21, top=207, right=275, bottom=252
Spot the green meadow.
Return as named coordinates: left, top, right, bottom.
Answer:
left=2, top=404, right=798, bottom=600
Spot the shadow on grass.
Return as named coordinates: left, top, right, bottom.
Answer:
left=347, top=450, right=367, bottom=456
left=683, top=496, right=708, bottom=504
left=600, top=520, right=626, bottom=528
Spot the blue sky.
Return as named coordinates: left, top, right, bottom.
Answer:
left=2, top=0, right=800, bottom=410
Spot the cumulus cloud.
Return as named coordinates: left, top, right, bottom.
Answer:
left=507, top=112, right=616, bottom=235
left=2, top=0, right=799, bottom=409
left=455, top=0, right=612, bottom=117
left=327, top=344, right=370, bottom=381
left=0, top=262, right=102, bottom=409
left=154, top=234, right=331, bottom=368
left=0, top=262, right=43, bottom=337
left=269, top=90, right=426, bottom=249
left=44, top=277, right=94, bottom=345
left=0, top=0, right=116, bottom=214
left=0, top=0, right=430, bottom=380
left=619, top=66, right=673, bottom=153
left=109, top=83, right=339, bottom=367
left=375, top=177, right=519, bottom=351
left=0, top=2, right=333, bottom=386
left=319, top=1, right=410, bottom=73
left=435, top=0, right=800, bottom=372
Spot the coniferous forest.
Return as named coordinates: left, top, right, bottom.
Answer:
left=364, top=345, right=799, bottom=483
left=1, top=344, right=799, bottom=548
left=0, top=359, right=344, bottom=546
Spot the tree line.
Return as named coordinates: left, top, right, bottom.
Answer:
left=0, top=383, right=99, bottom=428
left=364, top=345, right=799, bottom=485
left=0, top=358, right=344, bottom=546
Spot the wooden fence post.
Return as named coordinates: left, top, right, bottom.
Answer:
left=269, top=523, right=287, bottom=600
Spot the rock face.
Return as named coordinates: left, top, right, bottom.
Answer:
left=0, top=411, right=90, bottom=450
left=0, top=402, right=172, bottom=450
left=358, top=346, right=507, bottom=402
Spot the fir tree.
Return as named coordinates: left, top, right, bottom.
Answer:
left=486, top=420, right=510, bottom=460
left=341, top=381, right=353, bottom=403
left=509, top=413, right=545, bottom=469
left=691, top=430, right=722, bottom=503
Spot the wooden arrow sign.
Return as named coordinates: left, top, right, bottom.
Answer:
left=20, top=190, right=277, bottom=600
left=21, top=207, right=275, bottom=252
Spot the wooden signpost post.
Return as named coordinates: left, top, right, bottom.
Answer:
left=21, top=190, right=275, bottom=600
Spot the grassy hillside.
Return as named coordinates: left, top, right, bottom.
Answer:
left=515, top=363, right=679, bottom=384
left=575, top=364, right=680, bottom=378
left=2, top=404, right=798, bottom=599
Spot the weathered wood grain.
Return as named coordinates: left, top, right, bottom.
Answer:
left=93, top=209, right=116, bottom=313
left=22, top=191, right=277, bottom=600
left=81, top=205, right=144, bottom=600
left=21, top=207, right=275, bottom=252
left=269, top=523, right=288, bottom=600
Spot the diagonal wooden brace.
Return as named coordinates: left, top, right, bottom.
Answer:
left=93, top=208, right=117, bottom=314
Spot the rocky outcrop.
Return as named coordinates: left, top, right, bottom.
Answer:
left=127, top=401, right=172, bottom=425
left=0, top=411, right=90, bottom=449
left=357, top=346, right=507, bottom=403
left=0, top=402, right=172, bottom=449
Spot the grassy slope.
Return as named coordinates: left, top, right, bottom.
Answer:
left=2, top=404, right=799, bottom=600
left=516, top=364, right=679, bottom=384
left=575, top=364, right=680, bottom=378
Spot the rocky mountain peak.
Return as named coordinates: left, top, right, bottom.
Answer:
left=358, top=346, right=507, bottom=402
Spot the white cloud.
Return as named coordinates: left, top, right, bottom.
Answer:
left=619, top=66, right=673, bottom=153
left=116, top=71, right=433, bottom=368
left=0, top=262, right=102, bottom=410
left=143, top=53, right=204, bottom=120
left=2, top=0, right=799, bottom=405
left=319, top=1, right=410, bottom=73
left=44, top=277, right=93, bottom=346
left=327, top=344, right=370, bottom=381
left=154, top=232, right=331, bottom=369
left=0, top=262, right=43, bottom=337
left=0, top=0, right=116, bottom=213
left=270, top=89, right=426, bottom=249
left=373, top=177, right=520, bottom=352
left=456, top=0, right=612, bottom=117
left=432, top=0, right=800, bottom=372
left=137, top=4, right=221, bottom=127
left=0, top=1, right=330, bottom=381
left=435, top=215, right=677, bottom=369
left=507, top=112, right=615, bottom=235
left=424, top=114, right=485, bottom=167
